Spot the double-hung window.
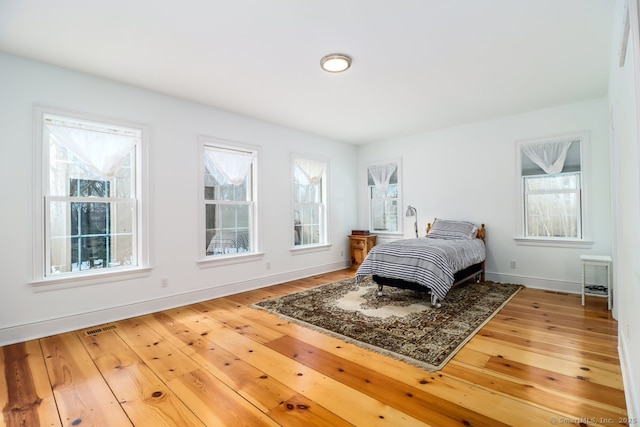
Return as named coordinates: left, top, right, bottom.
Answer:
left=293, top=156, right=327, bottom=247
left=34, top=109, right=148, bottom=283
left=202, top=139, right=258, bottom=258
left=517, top=133, right=588, bottom=244
left=367, top=161, right=400, bottom=233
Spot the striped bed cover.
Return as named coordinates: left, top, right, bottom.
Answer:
left=355, top=237, right=486, bottom=301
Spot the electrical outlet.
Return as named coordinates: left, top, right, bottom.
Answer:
left=340, top=250, right=344, bottom=257
left=161, top=278, right=168, bottom=288
left=266, top=262, right=271, bottom=270
left=510, top=260, right=516, bottom=269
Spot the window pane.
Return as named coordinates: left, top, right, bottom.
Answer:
left=371, top=199, right=398, bottom=232
left=204, top=172, right=248, bottom=201
left=219, top=182, right=248, bottom=201
left=205, top=203, right=251, bottom=254
left=294, top=204, right=321, bottom=245
left=204, top=148, right=252, bottom=201
left=49, top=140, right=100, bottom=196
left=110, top=234, right=134, bottom=266
left=112, top=200, right=135, bottom=235
left=525, top=192, right=579, bottom=238
left=300, top=225, right=320, bottom=245
left=525, top=174, right=578, bottom=192
left=70, top=179, right=110, bottom=197
left=294, top=182, right=321, bottom=203
left=49, top=137, right=133, bottom=197
left=111, top=200, right=135, bottom=266
left=371, top=183, right=398, bottom=199
left=71, top=235, right=109, bottom=270
left=48, top=199, right=134, bottom=274
left=114, top=154, right=133, bottom=198
left=71, top=201, right=109, bottom=236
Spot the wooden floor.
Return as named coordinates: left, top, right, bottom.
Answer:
left=1, top=270, right=628, bottom=426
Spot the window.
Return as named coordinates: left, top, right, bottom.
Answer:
left=34, top=109, right=148, bottom=283
left=367, top=161, right=400, bottom=233
left=517, top=134, right=588, bottom=244
left=202, top=139, right=258, bottom=258
left=293, top=156, right=327, bottom=247
left=69, top=178, right=111, bottom=270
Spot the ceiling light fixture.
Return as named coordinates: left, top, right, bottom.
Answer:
left=320, top=54, right=352, bottom=73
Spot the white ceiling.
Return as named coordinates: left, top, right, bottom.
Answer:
left=0, top=0, right=615, bottom=144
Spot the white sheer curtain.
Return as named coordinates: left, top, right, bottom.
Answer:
left=47, top=124, right=137, bottom=178
left=204, top=149, right=254, bottom=185
left=521, top=140, right=574, bottom=175
left=368, top=163, right=397, bottom=192
left=294, top=158, right=325, bottom=185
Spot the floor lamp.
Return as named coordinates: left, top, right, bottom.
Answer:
left=406, top=205, right=418, bottom=238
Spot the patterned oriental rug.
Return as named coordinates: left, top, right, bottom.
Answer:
left=252, top=276, right=522, bottom=371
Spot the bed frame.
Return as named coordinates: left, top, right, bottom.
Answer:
left=373, top=223, right=486, bottom=308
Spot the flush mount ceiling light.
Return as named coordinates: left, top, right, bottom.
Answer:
left=320, top=54, right=352, bottom=73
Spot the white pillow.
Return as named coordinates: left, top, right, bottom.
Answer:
left=427, top=218, right=478, bottom=240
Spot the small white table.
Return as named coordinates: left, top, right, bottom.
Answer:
left=580, top=254, right=612, bottom=310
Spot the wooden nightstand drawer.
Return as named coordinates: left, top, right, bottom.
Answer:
left=348, top=235, right=376, bottom=269
left=351, top=239, right=366, bottom=249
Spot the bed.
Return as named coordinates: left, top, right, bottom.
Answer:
left=354, top=219, right=486, bottom=308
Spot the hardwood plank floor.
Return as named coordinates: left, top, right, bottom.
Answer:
left=0, top=270, right=629, bottom=426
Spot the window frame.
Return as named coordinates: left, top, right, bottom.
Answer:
left=31, top=106, right=150, bottom=289
left=366, top=158, right=403, bottom=238
left=290, top=154, right=330, bottom=252
left=197, top=136, right=263, bottom=266
left=515, top=132, right=592, bottom=248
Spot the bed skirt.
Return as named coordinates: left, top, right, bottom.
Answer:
left=372, top=261, right=485, bottom=305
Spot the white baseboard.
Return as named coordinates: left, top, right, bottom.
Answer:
left=0, top=261, right=349, bottom=346
left=486, top=271, right=581, bottom=294
left=619, top=331, right=639, bottom=420
left=0, top=268, right=593, bottom=346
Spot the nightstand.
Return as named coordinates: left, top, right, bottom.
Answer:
left=349, top=234, right=376, bottom=269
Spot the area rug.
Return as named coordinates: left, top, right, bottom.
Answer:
left=252, top=276, right=522, bottom=371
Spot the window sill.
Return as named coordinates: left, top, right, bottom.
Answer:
left=197, top=251, right=265, bottom=268
left=30, top=266, right=153, bottom=292
left=290, top=243, right=332, bottom=255
left=514, top=237, right=593, bottom=249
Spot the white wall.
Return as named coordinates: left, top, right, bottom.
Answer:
left=0, top=52, right=358, bottom=345
left=357, top=98, right=612, bottom=293
left=608, top=0, right=640, bottom=418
